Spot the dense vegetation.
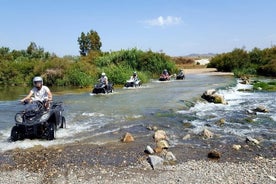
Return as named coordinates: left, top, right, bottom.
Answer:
left=207, top=47, right=276, bottom=77
left=0, top=43, right=177, bottom=87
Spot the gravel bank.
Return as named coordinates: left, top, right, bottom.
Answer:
left=0, top=158, right=275, bottom=184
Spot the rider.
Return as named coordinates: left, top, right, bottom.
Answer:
left=99, top=72, right=108, bottom=87
left=20, top=76, right=52, bottom=108
left=178, top=69, right=185, bottom=76
left=162, top=69, right=170, bottom=77
left=130, top=71, right=139, bottom=81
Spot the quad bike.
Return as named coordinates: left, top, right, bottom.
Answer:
left=124, top=79, right=141, bottom=88
left=10, top=100, right=66, bottom=141
left=92, top=82, right=114, bottom=94
left=176, top=73, right=185, bottom=80
left=159, top=74, right=171, bottom=81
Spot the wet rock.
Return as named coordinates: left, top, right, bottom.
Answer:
left=246, top=109, right=257, bottom=115
left=207, top=150, right=221, bottom=159
left=213, top=94, right=227, bottom=104
left=121, top=132, right=134, bottom=143
left=201, top=128, right=214, bottom=139
left=145, top=145, right=154, bottom=154
left=153, top=130, right=167, bottom=142
left=253, top=105, right=269, bottom=113
left=232, top=144, right=241, bottom=150
left=182, top=134, right=191, bottom=140
left=156, top=140, right=169, bottom=149
left=246, top=137, right=260, bottom=145
left=147, top=125, right=158, bottom=131
left=201, top=89, right=227, bottom=104
left=201, top=89, right=216, bottom=102
left=215, top=118, right=225, bottom=126
left=240, top=76, right=250, bottom=84
left=148, top=155, right=164, bottom=170
left=183, top=122, right=194, bottom=128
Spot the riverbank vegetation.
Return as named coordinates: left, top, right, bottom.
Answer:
left=0, top=30, right=177, bottom=87
left=207, top=47, right=276, bottom=77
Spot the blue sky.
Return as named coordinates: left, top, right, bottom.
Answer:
left=1, top=0, right=276, bottom=56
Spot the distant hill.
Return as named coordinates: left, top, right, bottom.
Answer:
left=185, top=53, right=216, bottom=58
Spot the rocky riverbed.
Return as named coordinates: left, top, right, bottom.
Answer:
left=0, top=132, right=275, bottom=184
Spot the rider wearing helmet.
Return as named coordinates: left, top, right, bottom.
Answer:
left=163, top=69, right=169, bottom=76
left=99, top=72, right=108, bottom=85
left=21, top=76, right=52, bottom=104
left=178, top=69, right=184, bottom=76
left=131, top=71, right=139, bottom=81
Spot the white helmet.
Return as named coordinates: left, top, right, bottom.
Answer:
left=33, top=76, right=43, bottom=85
left=101, top=72, right=106, bottom=76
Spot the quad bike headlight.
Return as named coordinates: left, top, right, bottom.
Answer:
left=40, top=113, right=50, bottom=122
left=15, top=113, right=23, bottom=123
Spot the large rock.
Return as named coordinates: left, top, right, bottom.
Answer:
left=201, top=89, right=227, bottom=104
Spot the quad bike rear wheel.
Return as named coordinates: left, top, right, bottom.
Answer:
left=60, top=116, right=66, bottom=128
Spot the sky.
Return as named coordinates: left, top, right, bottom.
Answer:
left=1, top=0, right=276, bottom=57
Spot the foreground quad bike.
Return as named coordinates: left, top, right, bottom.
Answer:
left=92, top=82, right=114, bottom=94
left=10, top=100, right=66, bottom=141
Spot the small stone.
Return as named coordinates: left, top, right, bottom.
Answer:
left=145, top=145, right=154, bottom=154
left=246, top=136, right=260, bottom=145
left=254, top=105, right=269, bottom=113
left=148, top=155, right=164, bottom=170
left=215, top=118, right=225, bottom=126
left=154, top=147, right=163, bottom=153
left=182, top=134, right=191, bottom=140
left=201, top=128, right=214, bottom=139
left=156, top=140, right=169, bottom=149
left=232, top=144, right=241, bottom=150
left=165, top=151, right=177, bottom=162
left=208, top=150, right=221, bottom=159
left=153, top=130, right=167, bottom=141
left=183, top=122, right=194, bottom=128
left=121, top=132, right=134, bottom=143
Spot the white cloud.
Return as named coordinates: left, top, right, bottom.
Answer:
left=144, top=16, right=182, bottom=27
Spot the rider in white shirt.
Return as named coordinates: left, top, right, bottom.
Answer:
left=99, top=72, right=108, bottom=85
left=21, top=76, right=52, bottom=107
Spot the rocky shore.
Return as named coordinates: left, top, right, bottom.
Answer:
left=0, top=133, right=275, bottom=184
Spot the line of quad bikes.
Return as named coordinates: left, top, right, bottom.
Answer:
left=9, top=72, right=185, bottom=142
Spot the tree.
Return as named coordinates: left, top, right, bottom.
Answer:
left=77, top=30, right=102, bottom=56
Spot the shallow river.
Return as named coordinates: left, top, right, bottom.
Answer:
left=0, top=74, right=275, bottom=152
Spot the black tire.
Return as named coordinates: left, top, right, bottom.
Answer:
left=60, top=116, right=66, bottom=128
left=10, top=126, right=24, bottom=142
left=46, top=123, right=55, bottom=140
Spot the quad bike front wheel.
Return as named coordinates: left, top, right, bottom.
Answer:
left=10, top=126, right=24, bottom=142
left=45, top=123, right=55, bottom=140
